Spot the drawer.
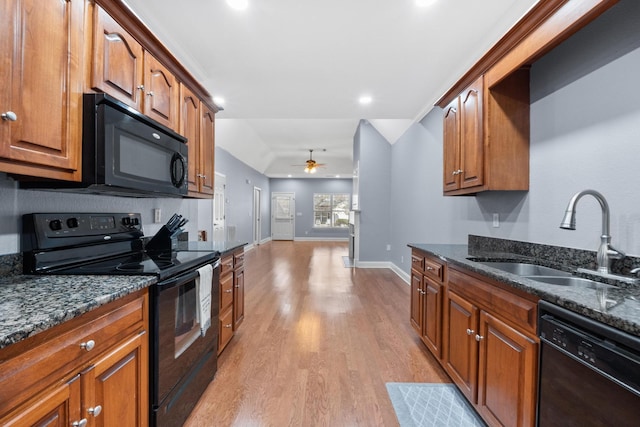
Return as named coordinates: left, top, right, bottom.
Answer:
left=220, top=255, right=234, bottom=276
left=220, top=272, right=234, bottom=310
left=411, top=254, right=424, bottom=272
left=424, top=255, right=444, bottom=282
left=233, top=250, right=244, bottom=269
left=0, top=290, right=146, bottom=415
left=218, top=306, right=234, bottom=355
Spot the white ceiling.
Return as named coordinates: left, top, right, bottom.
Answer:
left=123, top=0, right=538, bottom=178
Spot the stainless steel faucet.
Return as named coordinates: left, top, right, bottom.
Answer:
left=560, top=189, right=625, bottom=274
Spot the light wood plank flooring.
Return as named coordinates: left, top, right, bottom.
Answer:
left=185, top=241, right=448, bottom=426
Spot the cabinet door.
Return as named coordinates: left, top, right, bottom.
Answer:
left=233, top=267, right=245, bottom=329
left=477, top=311, right=537, bottom=427
left=199, top=103, right=216, bottom=195
left=0, top=375, right=81, bottom=427
left=92, top=6, right=144, bottom=111
left=445, top=290, right=478, bottom=402
left=180, top=85, right=201, bottom=193
left=143, top=54, right=178, bottom=130
left=442, top=98, right=460, bottom=192
left=410, top=271, right=423, bottom=334
left=459, top=77, right=484, bottom=189
left=422, top=277, right=442, bottom=359
left=82, top=332, right=148, bottom=427
left=0, top=0, right=83, bottom=180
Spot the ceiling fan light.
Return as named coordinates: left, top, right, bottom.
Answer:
left=310, top=167, right=317, bottom=174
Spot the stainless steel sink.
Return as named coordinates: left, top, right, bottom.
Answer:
left=524, top=276, right=616, bottom=289
left=477, top=261, right=571, bottom=277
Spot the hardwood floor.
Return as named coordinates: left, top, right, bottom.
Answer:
left=185, top=241, right=449, bottom=426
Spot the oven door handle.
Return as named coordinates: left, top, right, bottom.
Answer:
left=156, top=260, right=220, bottom=290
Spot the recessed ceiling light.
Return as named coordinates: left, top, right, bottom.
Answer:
left=213, top=96, right=225, bottom=106
left=335, top=175, right=340, bottom=178
left=226, top=0, right=248, bottom=11
left=359, top=95, right=372, bottom=105
left=415, top=0, right=437, bottom=7
left=287, top=174, right=292, bottom=178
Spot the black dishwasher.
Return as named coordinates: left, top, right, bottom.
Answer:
left=537, top=301, right=640, bottom=426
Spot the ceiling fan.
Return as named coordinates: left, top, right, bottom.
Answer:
left=294, top=149, right=326, bottom=174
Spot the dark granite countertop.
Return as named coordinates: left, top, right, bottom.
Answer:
left=408, top=243, right=640, bottom=337
left=177, top=240, right=247, bottom=255
left=0, top=274, right=156, bottom=349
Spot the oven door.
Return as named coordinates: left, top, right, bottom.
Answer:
left=151, top=261, right=220, bottom=406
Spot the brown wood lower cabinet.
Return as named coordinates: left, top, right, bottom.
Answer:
left=444, top=268, right=538, bottom=427
left=0, top=289, right=149, bottom=427
left=410, top=248, right=539, bottom=427
left=218, top=247, right=246, bottom=355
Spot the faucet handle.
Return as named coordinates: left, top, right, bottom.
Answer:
left=607, top=244, right=625, bottom=260
left=631, top=267, right=640, bottom=276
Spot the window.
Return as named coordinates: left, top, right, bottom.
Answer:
left=313, top=193, right=350, bottom=228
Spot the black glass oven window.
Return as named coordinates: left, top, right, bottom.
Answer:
left=174, top=281, right=201, bottom=358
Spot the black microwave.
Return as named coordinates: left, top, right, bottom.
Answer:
left=21, top=93, right=188, bottom=197
left=82, top=93, right=188, bottom=197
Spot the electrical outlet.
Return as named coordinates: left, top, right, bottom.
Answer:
left=401, top=256, right=404, bottom=264
left=493, top=213, right=500, bottom=228
left=153, top=208, right=161, bottom=223
left=386, top=244, right=391, bottom=251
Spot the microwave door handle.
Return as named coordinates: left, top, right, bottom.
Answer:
left=170, top=153, right=186, bottom=188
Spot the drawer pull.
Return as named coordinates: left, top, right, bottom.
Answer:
left=224, top=289, right=233, bottom=293
left=475, top=334, right=484, bottom=342
left=80, top=340, right=95, bottom=351
left=72, top=419, right=88, bottom=427
left=1, top=111, right=17, bottom=121
left=88, top=405, right=102, bottom=417
left=426, top=266, right=434, bottom=271
left=224, top=323, right=232, bottom=328
left=466, top=329, right=475, bottom=336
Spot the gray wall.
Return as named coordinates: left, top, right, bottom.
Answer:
left=215, top=147, right=271, bottom=244
left=270, top=178, right=352, bottom=239
left=355, top=120, right=392, bottom=261
left=380, top=0, right=640, bottom=274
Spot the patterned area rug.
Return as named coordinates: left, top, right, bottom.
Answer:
left=386, top=383, right=486, bottom=427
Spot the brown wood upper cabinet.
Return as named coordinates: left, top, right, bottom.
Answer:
left=91, top=5, right=179, bottom=131
left=443, top=72, right=529, bottom=196
left=0, top=0, right=84, bottom=181
left=180, top=85, right=214, bottom=197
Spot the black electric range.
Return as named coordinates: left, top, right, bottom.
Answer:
left=21, top=212, right=218, bottom=279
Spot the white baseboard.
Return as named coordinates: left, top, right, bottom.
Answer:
left=390, top=263, right=410, bottom=285
left=354, top=260, right=392, bottom=268
left=294, top=237, right=349, bottom=242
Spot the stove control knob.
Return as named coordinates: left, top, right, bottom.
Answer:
left=122, top=217, right=131, bottom=226
left=132, top=217, right=140, bottom=226
left=67, top=217, right=79, bottom=228
left=49, top=219, right=62, bottom=231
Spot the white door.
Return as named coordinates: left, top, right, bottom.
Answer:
left=213, top=173, right=226, bottom=241
left=271, top=192, right=295, bottom=240
left=253, top=187, right=262, bottom=245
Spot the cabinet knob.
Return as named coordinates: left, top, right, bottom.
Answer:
left=80, top=339, right=95, bottom=351
left=466, top=328, right=475, bottom=336
left=147, top=91, right=154, bottom=97
left=426, top=266, right=434, bottom=271
left=1, top=111, right=17, bottom=121
left=475, top=334, right=484, bottom=342
left=88, top=405, right=102, bottom=417
left=72, top=419, right=88, bottom=427
left=224, top=323, right=232, bottom=328
left=224, top=289, right=233, bottom=293
left=137, top=85, right=145, bottom=91
left=235, top=284, right=240, bottom=288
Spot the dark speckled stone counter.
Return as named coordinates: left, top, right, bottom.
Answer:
left=0, top=274, right=156, bottom=349
left=408, top=242, right=640, bottom=337
left=177, top=240, right=248, bottom=255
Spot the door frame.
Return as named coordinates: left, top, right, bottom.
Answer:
left=253, top=186, right=262, bottom=245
